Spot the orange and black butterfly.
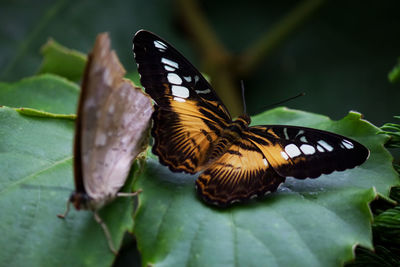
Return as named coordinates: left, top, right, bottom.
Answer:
left=133, top=30, right=369, bottom=207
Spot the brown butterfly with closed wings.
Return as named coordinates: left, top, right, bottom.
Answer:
left=59, top=33, right=153, bottom=253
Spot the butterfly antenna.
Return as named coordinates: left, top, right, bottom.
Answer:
left=265, top=92, right=306, bottom=109
left=241, top=80, right=247, bottom=115
left=252, top=92, right=305, bottom=115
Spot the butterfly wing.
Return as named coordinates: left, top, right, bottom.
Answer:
left=133, top=30, right=232, bottom=173
left=196, top=137, right=285, bottom=206
left=76, top=33, right=153, bottom=206
left=248, top=125, right=369, bottom=179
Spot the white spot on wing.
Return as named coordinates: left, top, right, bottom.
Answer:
left=161, top=58, right=179, bottom=68
left=183, top=76, right=192, bottom=82
left=318, top=140, right=334, bottom=152
left=285, top=144, right=301, bottom=158
left=295, top=130, right=305, bottom=138
left=95, top=133, right=107, bottom=146
left=173, top=97, right=186, bottom=102
left=167, top=73, right=182, bottom=85
left=300, top=136, right=308, bottom=143
left=164, top=65, right=175, bottom=71
left=154, top=40, right=167, bottom=51
left=263, top=158, right=268, bottom=167
left=280, top=151, right=289, bottom=160
left=342, top=139, right=354, bottom=149
left=108, top=104, right=115, bottom=114
left=300, top=144, right=316, bottom=155
left=283, top=128, right=289, bottom=140
left=194, top=75, right=200, bottom=83
left=121, top=134, right=130, bottom=144
left=171, top=85, right=189, bottom=98
left=317, top=145, right=324, bottom=152
left=195, top=89, right=211, bottom=94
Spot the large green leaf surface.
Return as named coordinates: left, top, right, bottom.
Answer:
left=0, top=73, right=79, bottom=114
left=0, top=107, right=135, bottom=267
left=133, top=109, right=399, bottom=267
left=0, top=36, right=398, bottom=265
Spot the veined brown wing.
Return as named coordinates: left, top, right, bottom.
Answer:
left=247, top=125, right=369, bottom=179
left=196, top=137, right=285, bottom=207
left=77, top=33, right=153, bottom=205
left=133, top=30, right=232, bottom=173
left=151, top=98, right=229, bottom=173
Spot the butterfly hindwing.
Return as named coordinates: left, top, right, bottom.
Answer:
left=248, top=125, right=369, bottom=179
left=196, top=137, right=285, bottom=206
left=133, top=30, right=232, bottom=173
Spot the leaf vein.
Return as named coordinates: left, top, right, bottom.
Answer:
left=0, top=156, right=73, bottom=195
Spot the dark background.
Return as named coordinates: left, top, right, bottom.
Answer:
left=1, top=0, right=399, bottom=125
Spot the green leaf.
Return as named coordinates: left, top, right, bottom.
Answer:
left=379, top=116, right=400, bottom=148
left=133, top=108, right=399, bottom=267
left=0, top=73, right=79, bottom=114
left=373, top=206, right=400, bottom=245
left=388, top=58, right=400, bottom=84
left=38, top=38, right=87, bottom=81
left=0, top=107, right=134, bottom=266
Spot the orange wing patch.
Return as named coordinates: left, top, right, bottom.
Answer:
left=196, top=137, right=285, bottom=206
left=152, top=97, right=226, bottom=173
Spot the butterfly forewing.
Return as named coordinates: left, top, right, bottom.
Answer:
left=133, top=30, right=231, bottom=121
left=133, top=30, right=232, bottom=173
left=150, top=99, right=223, bottom=173
left=248, top=125, right=369, bottom=179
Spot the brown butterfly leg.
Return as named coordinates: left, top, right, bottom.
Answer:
left=93, top=211, right=118, bottom=255
left=57, top=200, right=71, bottom=219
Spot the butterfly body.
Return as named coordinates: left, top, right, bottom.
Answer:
left=133, top=30, right=369, bottom=207
left=205, top=115, right=251, bottom=164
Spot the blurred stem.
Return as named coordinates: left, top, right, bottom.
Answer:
left=176, top=0, right=325, bottom=116
left=237, top=0, right=325, bottom=76
left=176, top=0, right=243, bottom=116
left=175, top=0, right=229, bottom=66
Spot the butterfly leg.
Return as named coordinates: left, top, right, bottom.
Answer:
left=93, top=211, right=118, bottom=255
left=57, top=200, right=71, bottom=219
left=116, top=189, right=142, bottom=197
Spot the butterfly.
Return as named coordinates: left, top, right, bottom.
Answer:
left=58, top=32, right=153, bottom=253
left=132, top=30, right=369, bottom=207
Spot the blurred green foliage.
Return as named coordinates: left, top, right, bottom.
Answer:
left=1, top=0, right=400, bottom=125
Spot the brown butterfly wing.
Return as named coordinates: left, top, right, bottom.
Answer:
left=151, top=99, right=227, bottom=173
left=248, top=125, right=369, bottom=179
left=76, top=33, right=152, bottom=207
left=196, top=137, right=285, bottom=207
left=133, top=30, right=232, bottom=173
